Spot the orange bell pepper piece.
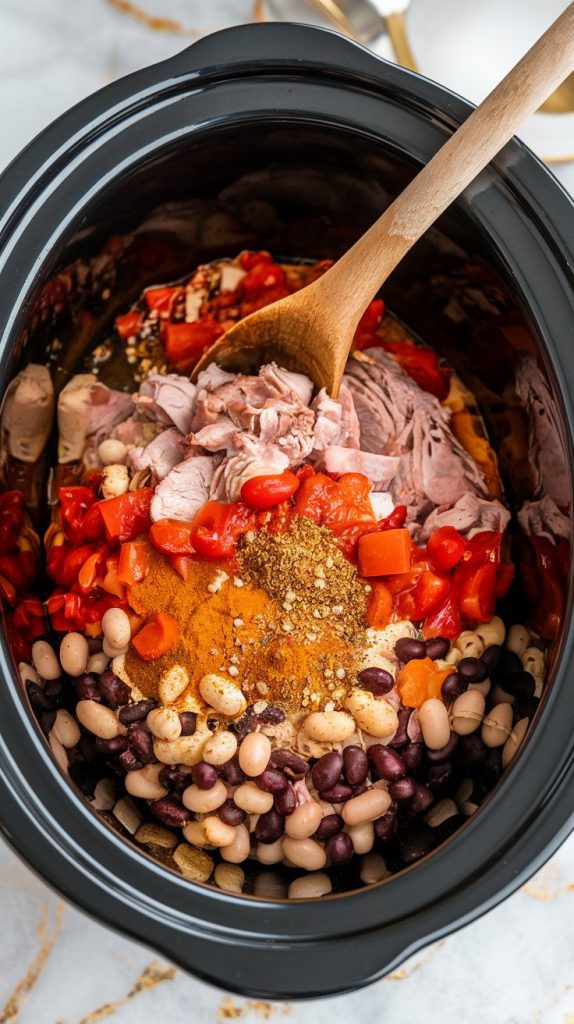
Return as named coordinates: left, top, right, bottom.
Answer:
left=118, top=541, right=151, bottom=586
left=132, top=612, right=180, bottom=661
left=397, top=657, right=451, bottom=708
left=358, top=528, right=412, bottom=577
left=366, top=582, right=393, bottom=628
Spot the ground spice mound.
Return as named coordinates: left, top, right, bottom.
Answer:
left=125, top=519, right=367, bottom=716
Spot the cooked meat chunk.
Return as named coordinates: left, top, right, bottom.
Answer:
left=134, top=373, right=197, bottom=435
left=129, top=428, right=188, bottom=481
left=57, top=374, right=133, bottom=464
left=322, top=445, right=399, bottom=489
left=418, top=492, right=511, bottom=542
left=150, top=455, right=220, bottom=522
left=1, top=364, right=54, bottom=462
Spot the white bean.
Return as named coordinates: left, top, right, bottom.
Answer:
left=450, top=689, right=485, bottom=735
left=153, top=729, right=210, bottom=766
left=98, top=438, right=128, bottom=465
left=238, top=732, right=271, bottom=776
left=344, top=689, right=398, bottom=738
left=52, top=709, right=81, bottom=748
left=522, top=646, right=545, bottom=679
left=425, top=798, right=458, bottom=828
left=76, top=700, right=125, bottom=739
left=359, top=852, right=390, bottom=885
left=182, top=779, right=227, bottom=813
left=203, top=815, right=237, bottom=847
left=101, top=464, right=129, bottom=499
left=87, top=652, right=109, bottom=675
left=445, top=648, right=462, bottom=666
left=347, top=821, right=375, bottom=854
left=418, top=698, right=451, bottom=750
left=285, top=801, right=322, bottom=839
left=158, top=664, right=189, bottom=705
left=288, top=872, right=332, bottom=899
left=182, top=820, right=209, bottom=847
left=147, top=708, right=181, bottom=741
left=48, top=731, right=69, bottom=773
left=476, top=616, right=506, bottom=647
left=481, top=702, right=513, bottom=747
left=102, top=607, right=131, bottom=649
left=303, top=710, right=356, bottom=743
left=202, top=731, right=238, bottom=766
left=256, top=839, right=284, bottom=865
left=125, top=764, right=167, bottom=800
left=59, top=632, right=89, bottom=677
left=199, top=673, right=247, bottom=717
left=103, top=638, right=129, bottom=658
left=32, top=640, right=61, bottom=681
left=234, top=782, right=274, bottom=814
left=220, top=823, right=251, bottom=864
left=18, top=662, right=40, bottom=687
left=282, top=836, right=326, bottom=871
left=342, top=788, right=391, bottom=826
left=506, top=624, right=530, bottom=657
left=502, top=717, right=530, bottom=767
left=455, top=631, right=484, bottom=658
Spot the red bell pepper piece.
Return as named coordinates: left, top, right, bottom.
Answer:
left=98, top=489, right=153, bottom=544
left=0, top=491, right=24, bottom=553
left=190, top=500, right=256, bottom=560
left=118, top=541, right=151, bottom=586
left=164, top=319, right=224, bottom=370
left=239, top=250, right=272, bottom=271
left=427, top=526, right=468, bottom=572
left=132, top=612, right=180, bottom=661
left=144, top=285, right=183, bottom=314
left=115, top=310, right=143, bottom=340
left=58, top=486, right=99, bottom=546
left=150, top=519, right=195, bottom=555
left=422, top=592, right=462, bottom=639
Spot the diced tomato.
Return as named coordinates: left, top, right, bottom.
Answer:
left=366, top=582, right=393, bottom=628
left=427, top=526, right=468, bottom=572
left=118, top=541, right=151, bottom=586
left=168, top=554, right=195, bottom=581
left=164, top=318, right=224, bottom=370
left=358, top=528, right=412, bottom=577
left=58, top=486, right=98, bottom=546
left=115, top=310, right=142, bottom=340
left=397, top=569, right=451, bottom=620
left=190, top=501, right=256, bottom=560
left=353, top=299, right=384, bottom=349
left=144, top=286, right=183, bottom=314
left=294, top=472, right=375, bottom=535
left=458, top=563, right=498, bottom=623
left=150, top=519, right=195, bottom=555
left=239, top=250, right=272, bottom=271
left=98, top=489, right=153, bottom=544
left=376, top=339, right=451, bottom=400
left=13, top=595, right=46, bottom=639
left=0, top=491, right=24, bottom=553
left=422, top=592, right=462, bottom=639
left=241, top=262, right=286, bottom=297
left=397, top=657, right=452, bottom=708
left=241, top=471, right=300, bottom=511
left=132, top=611, right=180, bottom=661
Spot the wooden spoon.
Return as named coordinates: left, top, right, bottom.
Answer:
left=192, top=4, right=574, bottom=397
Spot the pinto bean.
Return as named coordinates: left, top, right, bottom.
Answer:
left=303, top=710, right=356, bottom=743
left=87, top=652, right=110, bottom=675
left=182, top=820, right=209, bottom=847
left=76, top=700, right=125, bottom=739
left=203, top=816, right=237, bottom=847
left=455, top=631, right=484, bottom=659
left=502, top=717, right=530, bottom=767
left=199, top=673, right=247, bottom=717
left=202, top=730, right=238, bottom=766
left=347, top=821, right=375, bottom=854
left=450, top=689, right=485, bottom=735
left=359, top=852, right=390, bottom=885
left=342, top=788, right=391, bottom=826
left=282, top=836, right=327, bottom=871
left=59, top=633, right=89, bottom=677
left=256, top=839, right=284, bottom=865
left=418, top=698, right=451, bottom=751
left=147, top=708, right=182, bottom=741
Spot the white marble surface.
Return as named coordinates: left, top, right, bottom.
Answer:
left=1, top=1, right=574, bottom=1021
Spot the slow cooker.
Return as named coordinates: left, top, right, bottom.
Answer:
left=0, top=22, right=573, bottom=1000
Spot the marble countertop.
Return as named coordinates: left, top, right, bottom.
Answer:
left=1, top=1, right=574, bottom=1021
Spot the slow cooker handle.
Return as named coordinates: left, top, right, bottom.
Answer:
left=160, top=21, right=395, bottom=84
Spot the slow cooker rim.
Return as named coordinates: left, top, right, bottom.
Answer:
left=0, top=19, right=568, bottom=991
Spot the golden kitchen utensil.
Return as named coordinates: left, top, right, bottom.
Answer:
left=539, top=71, right=574, bottom=112
left=193, top=4, right=574, bottom=398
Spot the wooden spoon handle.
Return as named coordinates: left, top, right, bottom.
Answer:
left=315, top=2, right=574, bottom=337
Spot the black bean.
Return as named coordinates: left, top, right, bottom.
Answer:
left=425, top=636, right=450, bottom=660
left=99, top=670, right=130, bottom=706
left=482, top=644, right=503, bottom=674
left=192, top=762, right=217, bottom=789
left=441, top=672, right=467, bottom=704
left=311, top=751, right=343, bottom=792
left=409, top=782, right=433, bottom=815
left=255, top=768, right=289, bottom=794
left=255, top=808, right=284, bottom=843
left=425, top=732, right=459, bottom=763
left=374, top=804, right=398, bottom=842
left=326, top=831, right=354, bottom=865
left=75, top=674, right=101, bottom=702
left=218, top=800, right=247, bottom=826
left=128, top=724, right=155, bottom=764
left=479, top=748, right=503, bottom=787
left=368, top=744, right=406, bottom=781
left=458, top=657, right=488, bottom=683
left=343, top=745, right=369, bottom=786
left=258, top=704, right=285, bottom=725
left=69, top=762, right=101, bottom=796
left=221, top=755, right=244, bottom=787
left=402, top=742, right=424, bottom=773
left=427, top=762, right=452, bottom=790
left=118, top=749, right=142, bottom=772
left=78, top=734, right=98, bottom=762
left=44, top=680, right=63, bottom=701
left=501, top=649, right=523, bottom=675
left=159, top=765, right=193, bottom=791
left=503, top=670, right=535, bottom=699
left=229, top=707, right=259, bottom=739
left=399, top=824, right=436, bottom=864
left=40, top=710, right=57, bottom=736
left=314, top=813, right=343, bottom=840
left=27, top=681, right=52, bottom=713
left=95, top=735, right=129, bottom=757
left=389, top=777, right=415, bottom=801
left=456, top=734, right=487, bottom=767
left=179, top=712, right=197, bottom=736
left=320, top=782, right=354, bottom=802
left=150, top=797, right=190, bottom=827
left=514, top=695, right=539, bottom=720
left=357, top=667, right=394, bottom=696
left=269, top=749, right=308, bottom=779
left=389, top=707, right=412, bottom=749
left=395, top=637, right=427, bottom=662
left=274, top=784, right=296, bottom=816
left=118, top=699, right=157, bottom=726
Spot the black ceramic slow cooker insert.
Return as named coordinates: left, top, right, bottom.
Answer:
left=0, top=23, right=573, bottom=1000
